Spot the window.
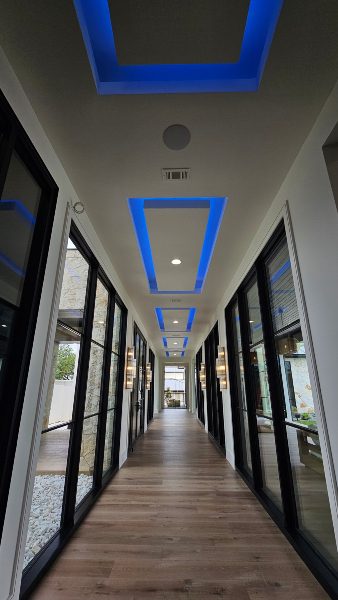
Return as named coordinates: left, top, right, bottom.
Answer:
left=0, top=92, right=57, bottom=540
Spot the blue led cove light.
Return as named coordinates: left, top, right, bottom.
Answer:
left=155, top=307, right=196, bottom=332
left=73, top=0, right=283, bottom=94
left=129, top=198, right=226, bottom=294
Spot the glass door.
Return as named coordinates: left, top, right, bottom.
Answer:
left=129, top=323, right=147, bottom=450
left=0, top=93, right=57, bottom=540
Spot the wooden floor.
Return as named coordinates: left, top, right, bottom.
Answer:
left=31, top=410, right=329, bottom=600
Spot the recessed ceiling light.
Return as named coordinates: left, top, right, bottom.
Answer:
left=171, top=258, right=182, bottom=265
left=98, top=321, right=105, bottom=324
left=173, top=342, right=178, bottom=345
left=1, top=324, right=7, bottom=328
left=173, top=353, right=177, bottom=356
left=173, top=320, right=179, bottom=324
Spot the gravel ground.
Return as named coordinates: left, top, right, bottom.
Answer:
left=23, top=474, right=92, bottom=569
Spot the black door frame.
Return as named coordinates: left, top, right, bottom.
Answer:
left=21, top=222, right=127, bottom=598
left=128, top=322, right=147, bottom=451
left=225, top=221, right=338, bottom=599
left=0, top=90, right=58, bottom=542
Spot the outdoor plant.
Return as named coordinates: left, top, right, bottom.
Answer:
left=55, top=344, right=76, bottom=380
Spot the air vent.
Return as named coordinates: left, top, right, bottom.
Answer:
left=162, top=168, right=190, bottom=181
left=170, top=298, right=182, bottom=303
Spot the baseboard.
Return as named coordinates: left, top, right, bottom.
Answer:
left=119, top=449, right=128, bottom=468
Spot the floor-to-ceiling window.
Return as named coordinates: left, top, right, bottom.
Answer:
left=204, top=322, right=225, bottom=451
left=225, top=222, right=338, bottom=596
left=22, top=224, right=127, bottom=597
left=0, top=92, right=57, bottom=541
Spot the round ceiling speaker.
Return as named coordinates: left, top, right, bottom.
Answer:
left=163, top=124, right=191, bottom=150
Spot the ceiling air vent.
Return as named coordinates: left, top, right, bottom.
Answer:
left=162, top=168, right=190, bottom=181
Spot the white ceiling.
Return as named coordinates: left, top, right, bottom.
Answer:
left=1, top=1, right=338, bottom=359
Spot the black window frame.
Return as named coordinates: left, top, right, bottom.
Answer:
left=0, top=90, right=58, bottom=542
left=204, top=321, right=225, bottom=452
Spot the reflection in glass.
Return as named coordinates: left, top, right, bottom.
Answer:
left=112, top=303, right=121, bottom=353
left=58, top=238, right=89, bottom=333
left=256, top=417, right=283, bottom=509
left=92, top=279, right=108, bottom=345
left=287, top=426, right=338, bottom=569
left=0, top=301, right=14, bottom=388
left=251, top=344, right=272, bottom=416
left=277, top=330, right=317, bottom=430
left=247, top=281, right=263, bottom=346
left=108, top=353, right=119, bottom=409
left=76, top=415, right=99, bottom=506
left=0, top=151, right=41, bottom=307
left=267, top=240, right=299, bottom=332
left=84, top=343, right=104, bottom=416
left=103, top=409, right=115, bottom=473
left=23, top=427, right=70, bottom=568
left=238, top=354, right=252, bottom=473
left=234, top=304, right=242, bottom=352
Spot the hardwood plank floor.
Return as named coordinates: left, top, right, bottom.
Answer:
left=30, top=410, right=329, bottom=599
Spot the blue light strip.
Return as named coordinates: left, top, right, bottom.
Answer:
left=155, top=307, right=196, bottom=332
left=0, top=199, right=36, bottom=226
left=73, top=0, right=284, bottom=94
left=162, top=336, right=168, bottom=348
left=129, top=197, right=226, bottom=294
left=183, top=337, right=188, bottom=349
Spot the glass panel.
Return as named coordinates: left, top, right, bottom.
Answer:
left=58, top=238, right=89, bottom=333
left=247, top=281, right=263, bottom=345
left=251, top=344, right=272, bottom=417
left=42, top=323, right=81, bottom=430
left=267, top=240, right=299, bottom=332
left=92, top=279, right=108, bottom=345
left=108, top=352, right=119, bottom=409
left=287, top=426, right=338, bottom=569
left=23, top=427, right=70, bottom=568
left=276, top=329, right=317, bottom=429
left=0, top=300, right=15, bottom=389
left=237, top=354, right=252, bottom=473
left=84, top=343, right=104, bottom=417
left=0, top=151, right=41, bottom=307
left=112, top=303, right=122, bottom=353
left=233, top=303, right=242, bottom=352
left=257, top=417, right=283, bottom=509
left=103, top=409, right=115, bottom=473
left=76, top=415, right=99, bottom=506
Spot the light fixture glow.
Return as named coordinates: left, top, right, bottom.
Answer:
left=74, top=0, right=284, bottom=94
left=1, top=324, right=7, bottom=328
left=173, top=342, right=178, bottom=345
left=171, top=258, right=182, bottom=265
left=128, top=197, right=227, bottom=294
left=173, top=320, right=179, bottom=324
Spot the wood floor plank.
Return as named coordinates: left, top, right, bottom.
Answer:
left=30, top=410, right=329, bottom=599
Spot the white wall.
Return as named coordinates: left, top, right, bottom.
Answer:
left=195, top=81, right=338, bottom=544
left=0, top=48, right=158, bottom=600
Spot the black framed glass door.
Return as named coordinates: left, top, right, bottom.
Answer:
left=195, top=346, right=205, bottom=424
left=0, top=91, right=58, bottom=541
left=129, top=323, right=147, bottom=451
left=225, top=222, right=338, bottom=596
left=204, top=322, right=225, bottom=451
left=21, top=224, right=127, bottom=597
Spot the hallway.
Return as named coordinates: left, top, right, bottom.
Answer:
left=31, top=410, right=328, bottom=600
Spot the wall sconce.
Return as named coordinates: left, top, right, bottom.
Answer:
left=125, top=346, right=137, bottom=389
left=199, top=363, right=206, bottom=390
left=146, top=362, right=152, bottom=390
left=216, top=346, right=227, bottom=390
